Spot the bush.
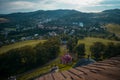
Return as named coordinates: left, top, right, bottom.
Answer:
left=0, top=38, right=60, bottom=78
left=0, top=46, right=36, bottom=76
left=75, top=43, right=85, bottom=58
left=104, top=42, right=120, bottom=59
left=90, top=42, right=105, bottom=61
left=90, top=42, right=120, bottom=61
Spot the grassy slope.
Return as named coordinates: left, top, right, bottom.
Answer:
left=0, top=40, right=72, bottom=80
left=105, top=24, right=120, bottom=36
left=78, top=37, right=120, bottom=56
left=18, top=37, right=120, bottom=80
left=17, top=45, right=74, bottom=80
left=1, top=37, right=120, bottom=80
left=0, top=40, right=45, bottom=54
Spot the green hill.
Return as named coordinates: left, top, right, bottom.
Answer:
left=78, top=37, right=120, bottom=56
left=0, top=40, right=45, bottom=54
left=17, top=37, right=120, bottom=80
left=105, top=24, right=120, bottom=37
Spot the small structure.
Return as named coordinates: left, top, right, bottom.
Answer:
left=21, top=37, right=26, bottom=41
left=8, top=76, right=16, bottom=80
left=50, top=65, right=59, bottom=73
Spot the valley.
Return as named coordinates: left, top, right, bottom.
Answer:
left=0, top=9, right=120, bottom=80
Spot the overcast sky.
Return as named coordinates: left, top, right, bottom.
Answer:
left=0, top=0, right=120, bottom=14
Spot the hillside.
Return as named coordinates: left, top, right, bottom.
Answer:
left=0, top=9, right=120, bottom=43
left=44, top=9, right=120, bottom=27
left=17, top=37, right=120, bottom=80
left=0, top=18, right=9, bottom=23
left=0, top=37, right=119, bottom=55
left=0, top=40, right=45, bottom=54
left=0, top=10, right=79, bottom=28
left=105, top=24, right=120, bottom=37
left=0, top=9, right=120, bottom=28
left=78, top=37, right=120, bottom=56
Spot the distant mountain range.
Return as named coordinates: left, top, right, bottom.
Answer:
left=0, top=9, right=120, bottom=29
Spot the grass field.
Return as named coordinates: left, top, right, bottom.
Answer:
left=0, top=40, right=46, bottom=54
left=105, top=24, right=120, bottom=36
left=78, top=37, right=120, bottom=56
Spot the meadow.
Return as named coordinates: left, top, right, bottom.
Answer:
left=105, top=24, right=120, bottom=36
left=78, top=37, right=120, bottom=56
left=0, top=40, right=45, bottom=54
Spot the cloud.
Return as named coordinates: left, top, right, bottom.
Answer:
left=56, top=0, right=103, bottom=6
left=8, top=1, right=36, bottom=10
left=0, top=0, right=120, bottom=14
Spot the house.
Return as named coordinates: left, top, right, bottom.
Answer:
left=21, top=37, right=26, bottom=41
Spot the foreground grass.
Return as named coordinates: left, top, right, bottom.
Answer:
left=0, top=40, right=45, bottom=54
left=78, top=37, right=120, bottom=56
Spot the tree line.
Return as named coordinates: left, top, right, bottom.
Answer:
left=90, top=42, right=120, bottom=61
left=67, top=37, right=120, bottom=61
left=0, top=38, right=60, bottom=79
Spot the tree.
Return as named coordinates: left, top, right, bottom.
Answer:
left=67, top=37, right=78, bottom=53
left=90, top=42, right=105, bottom=61
left=19, top=46, right=36, bottom=67
left=115, top=43, right=120, bottom=56
left=104, top=42, right=120, bottom=58
left=75, top=43, right=85, bottom=58
left=0, top=37, right=61, bottom=78
left=0, top=45, right=37, bottom=77
left=35, top=37, right=60, bottom=65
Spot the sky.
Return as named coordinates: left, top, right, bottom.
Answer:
left=0, top=0, right=120, bottom=14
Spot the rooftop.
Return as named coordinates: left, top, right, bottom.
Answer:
left=35, top=56, right=120, bottom=80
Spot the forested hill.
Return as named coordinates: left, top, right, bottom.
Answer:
left=0, top=10, right=79, bottom=25
left=0, top=9, right=120, bottom=28
left=44, top=9, right=120, bottom=27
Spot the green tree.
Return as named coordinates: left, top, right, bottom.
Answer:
left=67, top=37, right=78, bottom=53
left=0, top=46, right=37, bottom=76
left=19, top=46, right=36, bottom=67
left=0, top=37, right=61, bottom=78
left=115, top=43, right=120, bottom=56
left=75, top=43, right=85, bottom=58
left=35, top=37, right=60, bottom=65
left=90, top=42, right=105, bottom=61
left=104, top=42, right=120, bottom=58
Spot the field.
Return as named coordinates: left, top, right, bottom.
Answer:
left=78, top=37, right=120, bottom=56
left=105, top=24, right=120, bottom=36
left=0, top=40, right=46, bottom=54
